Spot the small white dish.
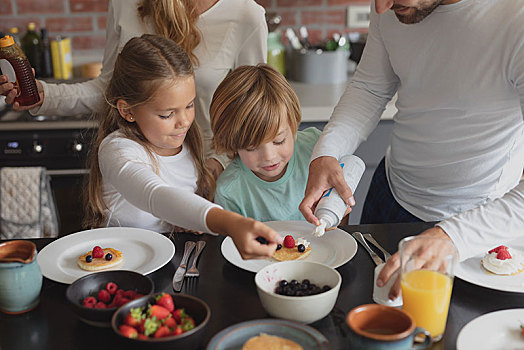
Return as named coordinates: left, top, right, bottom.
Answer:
left=37, top=227, right=175, bottom=284
left=221, top=220, right=357, bottom=273
left=456, top=309, right=524, bottom=349
left=255, top=260, right=341, bottom=324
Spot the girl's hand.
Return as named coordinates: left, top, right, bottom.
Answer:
left=206, top=208, right=283, bottom=259
left=1, top=72, right=45, bottom=111
left=173, top=225, right=204, bottom=235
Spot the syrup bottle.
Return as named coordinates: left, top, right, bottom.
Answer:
left=0, top=35, right=40, bottom=106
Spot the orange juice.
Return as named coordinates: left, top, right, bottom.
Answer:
left=401, top=269, right=453, bottom=338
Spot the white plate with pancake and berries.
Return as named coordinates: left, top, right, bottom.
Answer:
left=221, top=221, right=358, bottom=273
left=456, top=309, right=524, bottom=349
left=37, top=227, right=175, bottom=284
left=455, top=243, right=524, bottom=293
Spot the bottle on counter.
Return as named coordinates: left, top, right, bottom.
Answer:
left=267, top=31, right=286, bottom=76
left=21, top=22, right=41, bottom=77
left=7, top=27, right=22, bottom=47
left=0, top=35, right=40, bottom=106
left=313, top=154, right=365, bottom=236
left=39, top=28, right=53, bottom=78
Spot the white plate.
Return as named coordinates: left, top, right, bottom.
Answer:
left=37, top=227, right=175, bottom=284
left=457, top=309, right=524, bottom=350
left=221, top=220, right=357, bottom=273
left=455, top=241, right=524, bottom=293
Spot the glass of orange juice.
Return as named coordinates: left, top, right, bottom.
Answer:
left=399, top=235, right=457, bottom=342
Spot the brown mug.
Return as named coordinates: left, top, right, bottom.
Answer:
left=346, top=304, right=432, bottom=350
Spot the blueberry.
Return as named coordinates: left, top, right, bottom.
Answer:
left=85, top=255, right=92, bottom=263
left=275, top=286, right=284, bottom=294
left=105, top=253, right=113, bottom=261
left=321, top=285, right=331, bottom=293
left=276, top=244, right=282, bottom=251
left=295, top=290, right=304, bottom=296
left=297, top=244, right=305, bottom=252
left=290, top=279, right=299, bottom=286
left=279, top=280, right=289, bottom=288
left=302, top=279, right=310, bottom=286
left=256, top=236, right=269, bottom=245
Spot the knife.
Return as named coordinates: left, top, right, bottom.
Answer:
left=172, top=241, right=196, bottom=292
left=352, top=232, right=384, bottom=266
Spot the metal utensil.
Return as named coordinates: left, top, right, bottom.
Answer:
left=185, top=241, right=206, bottom=278
left=172, top=241, right=196, bottom=292
left=363, top=233, right=392, bottom=261
left=352, top=232, right=384, bottom=266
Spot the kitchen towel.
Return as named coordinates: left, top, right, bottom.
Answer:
left=0, top=167, right=59, bottom=239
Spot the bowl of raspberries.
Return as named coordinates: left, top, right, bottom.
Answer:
left=111, top=292, right=210, bottom=348
left=66, top=270, right=154, bottom=327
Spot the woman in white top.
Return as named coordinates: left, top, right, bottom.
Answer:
left=1, top=0, right=267, bottom=177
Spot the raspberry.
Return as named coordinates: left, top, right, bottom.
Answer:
left=497, top=249, right=512, bottom=260
left=488, top=245, right=508, bottom=254
left=98, top=289, right=111, bottom=304
left=92, top=246, right=104, bottom=258
left=94, top=301, right=107, bottom=309
left=83, top=296, right=97, bottom=308
left=283, top=235, right=295, bottom=249
left=106, top=282, right=118, bottom=295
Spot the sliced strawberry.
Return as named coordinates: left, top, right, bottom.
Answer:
left=97, top=289, right=111, bottom=304
left=150, top=305, right=171, bottom=320
left=283, top=235, right=295, bottom=249
left=488, top=245, right=508, bottom=254
left=154, top=326, right=171, bottom=338
left=497, top=249, right=512, bottom=260
left=92, top=246, right=104, bottom=258
left=156, top=293, right=175, bottom=312
left=82, top=296, right=97, bottom=308
left=119, top=325, right=138, bottom=339
left=106, top=282, right=118, bottom=295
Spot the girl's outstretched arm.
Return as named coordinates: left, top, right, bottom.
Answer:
left=206, top=208, right=283, bottom=259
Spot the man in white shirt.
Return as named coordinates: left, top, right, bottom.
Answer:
left=300, top=0, right=524, bottom=274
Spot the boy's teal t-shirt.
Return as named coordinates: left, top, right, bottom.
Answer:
left=214, top=127, right=321, bottom=222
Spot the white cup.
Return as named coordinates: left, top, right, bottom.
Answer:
left=373, top=263, right=402, bottom=307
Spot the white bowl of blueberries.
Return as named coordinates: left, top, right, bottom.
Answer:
left=254, top=261, right=342, bottom=324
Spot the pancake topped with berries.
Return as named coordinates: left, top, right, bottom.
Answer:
left=273, top=235, right=311, bottom=261
left=77, top=246, right=123, bottom=271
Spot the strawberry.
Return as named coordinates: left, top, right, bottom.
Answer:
left=137, top=334, right=149, bottom=340
left=82, top=296, right=97, bottom=308
left=521, top=324, right=524, bottom=336
left=172, top=326, right=183, bottom=336
left=94, top=301, right=107, bottom=309
left=92, top=246, right=104, bottom=258
left=97, top=289, right=111, bottom=304
left=106, top=282, right=118, bottom=294
left=119, top=325, right=138, bottom=339
left=150, top=305, right=171, bottom=320
left=164, top=317, right=177, bottom=329
left=156, top=293, right=175, bottom=312
left=172, top=308, right=185, bottom=323
left=154, top=326, right=171, bottom=338
left=488, top=245, right=508, bottom=254
left=124, top=308, right=143, bottom=328
left=283, top=235, right=295, bottom=249
left=497, top=249, right=512, bottom=260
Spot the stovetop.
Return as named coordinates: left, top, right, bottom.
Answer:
left=0, top=106, right=97, bottom=131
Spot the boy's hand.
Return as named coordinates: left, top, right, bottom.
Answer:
left=299, top=156, right=355, bottom=225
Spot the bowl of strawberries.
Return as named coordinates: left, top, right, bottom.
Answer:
left=65, top=270, right=154, bottom=327
left=111, top=292, right=210, bottom=348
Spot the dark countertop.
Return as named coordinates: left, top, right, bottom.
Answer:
left=1, top=222, right=523, bottom=350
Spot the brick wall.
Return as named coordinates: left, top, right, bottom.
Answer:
left=1, top=0, right=370, bottom=62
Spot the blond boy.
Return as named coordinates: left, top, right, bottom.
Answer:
left=210, top=64, right=321, bottom=221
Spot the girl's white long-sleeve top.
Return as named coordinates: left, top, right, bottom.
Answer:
left=32, top=0, right=267, bottom=168
left=98, top=131, right=220, bottom=233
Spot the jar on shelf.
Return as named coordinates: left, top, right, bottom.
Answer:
left=267, top=31, right=285, bottom=77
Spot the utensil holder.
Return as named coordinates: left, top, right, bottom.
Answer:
left=287, top=49, right=350, bottom=84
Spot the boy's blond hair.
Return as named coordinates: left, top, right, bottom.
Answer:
left=210, top=64, right=301, bottom=158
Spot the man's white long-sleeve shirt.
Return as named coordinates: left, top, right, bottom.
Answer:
left=311, top=0, right=524, bottom=259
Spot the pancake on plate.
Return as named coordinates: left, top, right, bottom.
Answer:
left=77, top=248, right=123, bottom=271
left=242, top=333, right=303, bottom=350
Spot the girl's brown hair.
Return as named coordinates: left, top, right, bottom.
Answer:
left=137, top=0, right=201, bottom=65
left=210, top=64, right=301, bottom=158
left=84, top=34, right=214, bottom=228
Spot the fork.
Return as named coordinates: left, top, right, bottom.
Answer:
left=185, top=241, right=206, bottom=277
left=363, top=233, right=392, bottom=261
